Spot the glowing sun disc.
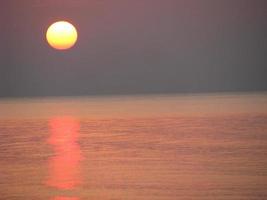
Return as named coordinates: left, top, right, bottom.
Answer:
left=46, top=21, right=78, bottom=50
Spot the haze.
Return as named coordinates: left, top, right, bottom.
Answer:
left=0, top=0, right=266, bottom=97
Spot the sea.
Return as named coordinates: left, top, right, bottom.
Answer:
left=0, top=92, right=267, bottom=200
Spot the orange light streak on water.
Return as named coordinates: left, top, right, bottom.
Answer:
left=46, top=116, right=83, bottom=199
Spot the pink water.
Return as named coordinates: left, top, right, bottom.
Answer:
left=0, top=93, right=267, bottom=199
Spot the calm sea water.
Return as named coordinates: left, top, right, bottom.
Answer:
left=0, top=93, right=267, bottom=200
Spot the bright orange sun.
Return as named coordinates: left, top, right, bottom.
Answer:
left=46, top=21, right=78, bottom=50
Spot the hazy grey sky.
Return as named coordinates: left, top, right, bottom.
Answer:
left=0, top=0, right=266, bottom=97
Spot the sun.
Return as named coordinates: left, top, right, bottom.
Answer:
left=46, top=21, right=78, bottom=50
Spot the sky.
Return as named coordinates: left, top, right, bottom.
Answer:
left=0, top=0, right=266, bottom=97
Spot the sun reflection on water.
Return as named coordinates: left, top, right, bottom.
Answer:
left=46, top=116, right=83, bottom=199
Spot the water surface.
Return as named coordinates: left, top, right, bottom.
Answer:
left=0, top=93, right=267, bottom=199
